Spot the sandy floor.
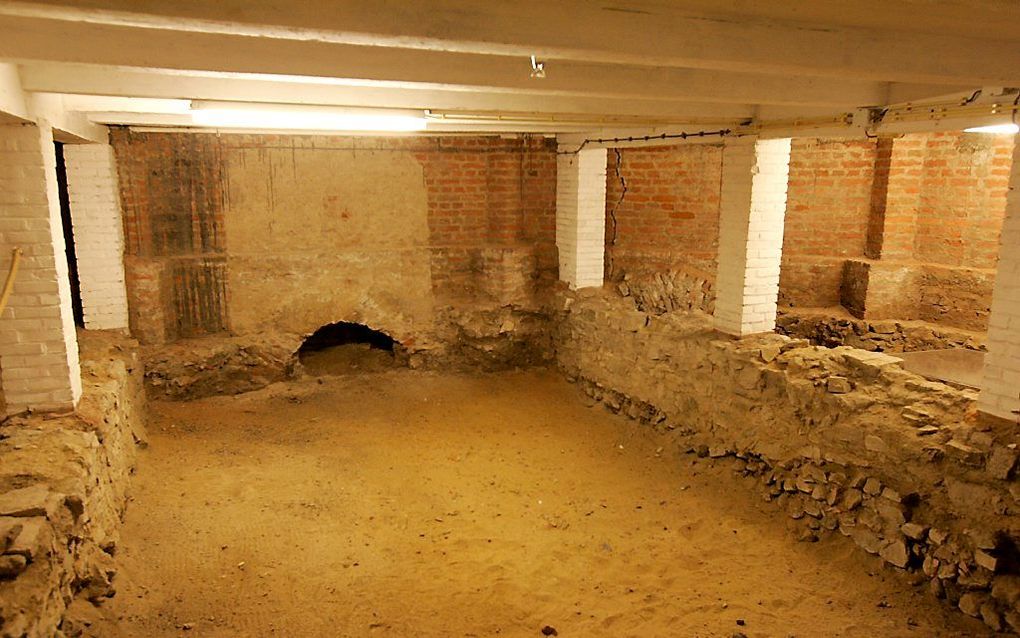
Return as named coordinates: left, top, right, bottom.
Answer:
left=83, top=370, right=991, bottom=638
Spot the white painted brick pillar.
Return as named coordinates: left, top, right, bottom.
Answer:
left=979, top=136, right=1020, bottom=423
left=713, top=136, right=792, bottom=336
left=556, top=147, right=607, bottom=289
left=64, top=144, right=130, bottom=331
left=0, top=123, right=82, bottom=413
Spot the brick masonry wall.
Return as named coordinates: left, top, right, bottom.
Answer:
left=111, top=131, right=557, bottom=347
left=64, top=144, right=130, bottom=331
left=780, top=138, right=876, bottom=307
left=0, top=123, right=82, bottom=414
left=978, top=137, right=1020, bottom=423
left=605, top=143, right=722, bottom=281
left=606, top=133, right=1011, bottom=332
left=916, top=132, right=1013, bottom=269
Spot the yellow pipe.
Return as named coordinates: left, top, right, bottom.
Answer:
left=0, top=247, right=23, bottom=317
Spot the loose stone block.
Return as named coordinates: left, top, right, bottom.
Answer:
left=841, top=489, right=864, bottom=511
left=987, top=446, right=1018, bottom=480
left=0, top=518, right=24, bottom=553
left=880, top=538, right=910, bottom=568
left=0, top=485, right=59, bottom=518
left=6, top=517, right=47, bottom=560
left=946, top=441, right=984, bottom=467
left=826, top=376, right=852, bottom=394
left=901, top=522, right=928, bottom=541
left=864, top=435, right=888, bottom=453
left=958, top=592, right=985, bottom=618
left=981, top=603, right=1003, bottom=632
left=863, top=478, right=883, bottom=496
left=975, top=549, right=998, bottom=572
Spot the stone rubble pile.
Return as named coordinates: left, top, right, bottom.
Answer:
left=556, top=290, right=1020, bottom=634
left=144, top=334, right=300, bottom=400
left=778, top=311, right=986, bottom=353
left=143, top=305, right=555, bottom=400
left=614, top=267, right=715, bottom=316
left=0, top=332, right=146, bottom=638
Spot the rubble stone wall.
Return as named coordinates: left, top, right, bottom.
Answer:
left=0, top=331, right=146, bottom=637
left=555, top=291, right=1020, bottom=633
left=777, top=310, right=987, bottom=353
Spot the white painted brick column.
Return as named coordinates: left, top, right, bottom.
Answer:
left=64, top=144, right=129, bottom=330
left=714, top=137, right=792, bottom=336
left=979, top=136, right=1020, bottom=423
left=0, top=123, right=82, bottom=413
left=556, top=147, right=608, bottom=289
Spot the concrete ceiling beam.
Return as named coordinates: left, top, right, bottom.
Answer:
left=0, top=15, right=965, bottom=108
left=19, top=63, right=767, bottom=122
left=2, top=0, right=1018, bottom=85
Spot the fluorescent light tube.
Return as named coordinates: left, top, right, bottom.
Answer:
left=963, top=123, right=1019, bottom=134
left=190, top=107, right=426, bottom=131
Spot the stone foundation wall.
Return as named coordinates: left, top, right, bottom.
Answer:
left=777, top=310, right=986, bottom=353
left=554, top=291, right=1020, bottom=634
left=143, top=303, right=554, bottom=401
left=0, top=331, right=146, bottom=637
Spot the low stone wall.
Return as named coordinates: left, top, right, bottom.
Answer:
left=612, top=266, right=715, bottom=316
left=144, top=304, right=554, bottom=400
left=0, top=331, right=146, bottom=638
left=778, top=310, right=986, bottom=353
left=144, top=334, right=300, bottom=400
left=555, top=291, right=1020, bottom=634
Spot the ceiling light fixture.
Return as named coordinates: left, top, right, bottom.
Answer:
left=189, top=102, right=427, bottom=132
left=963, top=123, right=1019, bottom=134
left=530, top=55, right=546, bottom=79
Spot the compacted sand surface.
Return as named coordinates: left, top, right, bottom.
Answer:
left=82, top=369, right=991, bottom=637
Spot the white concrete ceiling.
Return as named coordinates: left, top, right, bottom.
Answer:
left=0, top=0, right=1017, bottom=134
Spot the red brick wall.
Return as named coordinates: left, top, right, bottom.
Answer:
left=915, top=132, right=1013, bottom=269
left=417, top=137, right=557, bottom=300
left=780, top=138, right=877, bottom=308
left=112, top=131, right=557, bottom=343
left=604, top=143, right=723, bottom=281
left=601, top=133, right=1011, bottom=330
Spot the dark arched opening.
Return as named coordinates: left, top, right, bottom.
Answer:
left=297, top=322, right=406, bottom=375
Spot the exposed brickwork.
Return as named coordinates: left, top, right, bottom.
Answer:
left=916, top=132, right=1013, bottom=269
left=604, top=132, right=1011, bottom=332
left=780, top=138, right=876, bottom=307
left=415, top=136, right=557, bottom=300
left=0, top=123, right=81, bottom=414
left=63, top=144, right=130, bottom=330
left=605, top=143, right=722, bottom=281
left=111, top=131, right=557, bottom=344
left=112, top=130, right=227, bottom=342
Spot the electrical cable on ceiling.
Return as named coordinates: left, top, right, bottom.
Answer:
left=556, top=128, right=734, bottom=155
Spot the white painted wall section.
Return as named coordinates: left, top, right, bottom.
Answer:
left=556, top=147, right=607, bottom=289
left=64, top=143, right=130, bottom=330
left=0, top=122, right=82, bottom=413
left=714, top=136, right=792, bottom=337
left=979, top=135, right=1020, bottom=423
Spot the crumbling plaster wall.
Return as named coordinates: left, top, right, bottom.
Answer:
left=555, top=290, right=1020, bottom=633
left=112, top=132, right=558, bottom=394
